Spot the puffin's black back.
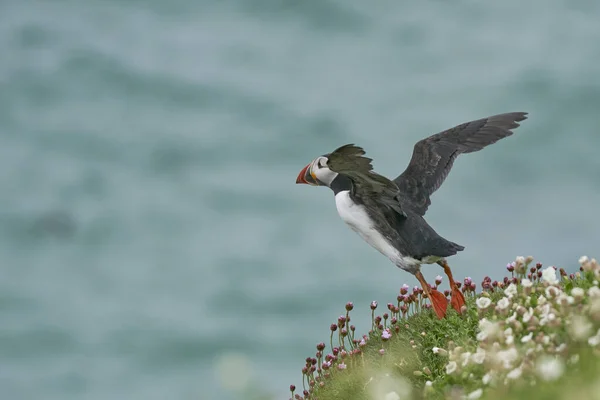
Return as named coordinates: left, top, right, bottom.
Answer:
left=355, top=193, right=464, bottom=260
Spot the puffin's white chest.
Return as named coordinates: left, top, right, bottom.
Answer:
left=334, top=191, right=407, bottom=265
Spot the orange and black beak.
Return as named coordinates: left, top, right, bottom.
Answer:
left=296, top=163, right=318, bottom=186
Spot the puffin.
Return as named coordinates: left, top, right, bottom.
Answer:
left=295, top=112, right=528, bottom=319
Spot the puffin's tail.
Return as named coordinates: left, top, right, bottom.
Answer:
left=437, top=239, right=465, bottom=257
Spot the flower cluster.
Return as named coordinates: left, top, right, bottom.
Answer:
left=289, top=256, right=600, bottom=400
left=433, top=256, right=600, bottom=398
left=291, top=281, right=448, bottom=399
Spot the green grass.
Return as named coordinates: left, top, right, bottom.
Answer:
left=310, top=306, right=478, bottom=400
left=288, top=256, right=600, bottom=400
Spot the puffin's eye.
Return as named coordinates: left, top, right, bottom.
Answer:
left=318, top=159, right=326, bottom=168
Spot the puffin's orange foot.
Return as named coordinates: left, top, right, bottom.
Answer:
left=429, top=289, right=449, bottom=319
left=450, top=287, right=466, bottom=314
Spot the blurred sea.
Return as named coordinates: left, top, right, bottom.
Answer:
left=1, top=1, right=599, bottom=399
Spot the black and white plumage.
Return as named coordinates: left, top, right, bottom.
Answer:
left=296, top=112, right=528, bottom=318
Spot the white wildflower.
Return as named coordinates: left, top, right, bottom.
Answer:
left=536, top=343, right=544, bottom=352
left=570, top=354, right=580, bottom=364
left=521, top=278, right=533, bottom=295
left=482, top=373, right=492, bottom=385
left=588, top=330, right=600, bottom=347
left=496, top=297, right=510, bottom=311
left=536, top=356, right=565, bottom=381
left=476, top=297, right=492, bottom=310
left=432, top=347, right=448, bottom=356
left=523, top=307, right=534, bottom=323
left=571, top=288, right=585, bottom=301
left=579, top=255, right=589, bottom=264
left=521, top=332, right=533, bottom=343
left=591, top=298, right=600, bottom=317
left=506, top=367, right=522, bottom=380
left=472, top=349, right=486, bottom=364
left=338, top=363, right=347, bottom=370
left=504, top=327, right=514, bottom=345
left=425, top=381, right=432, bottom=387
left=446, top=361, right=457, bottom=374
left=589, top=286, right=600, bottom=297
left=545, top=286, right=561, bottom=299
left=384, top=392, right=400, bottom=400
left=496, top=348, right=518, bottom=369
left=369, top=373, right=412, bottom=400
left=556, top=294, right=574, bottom=306
left=542, top=335, right=550, bottom=345
left=504, top=283, right=518, bottom=298
left=466, top=388, right=483, bottom=399
left=477, top=319, right=500, bottom=341
left=461, top=352, right=471, bottom=367
left=539, top=304, right=556, bottom=326
left=538, top=295, right=547, bottom=305
left=525, top=348, right=535, bottom=357
left=569, top=316, right=593, bottom=341
left=542, top=266, right=558, bottom=284
left=556, top=343, right=567, bottom=353
left=516, top=256, right=525, bottom=265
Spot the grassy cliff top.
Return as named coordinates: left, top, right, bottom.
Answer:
left=288, top=256, right=600, bottom=400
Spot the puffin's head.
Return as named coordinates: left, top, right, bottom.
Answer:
left=296, top=144, right=374, bottom=188
left=295, top=155, right=338, bottom=187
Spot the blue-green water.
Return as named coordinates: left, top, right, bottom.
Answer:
left=1, top=1, right=600, bottom=399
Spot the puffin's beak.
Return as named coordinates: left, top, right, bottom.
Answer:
left=296, top=164, right=318, bottom=185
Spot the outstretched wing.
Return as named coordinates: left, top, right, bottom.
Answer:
left=394, top=112, right=528, bottom=216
